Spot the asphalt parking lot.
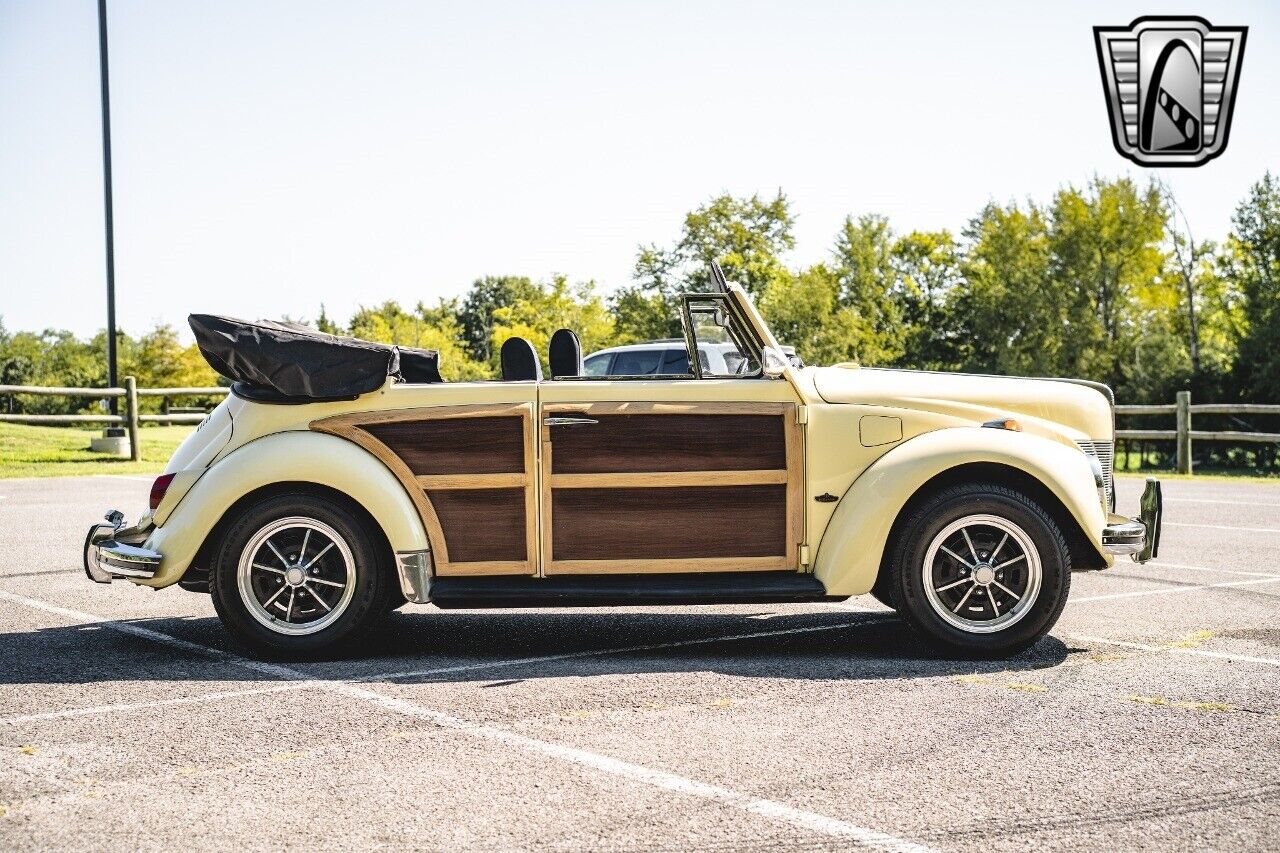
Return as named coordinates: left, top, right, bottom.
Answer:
left=1, top=474, right=1278, bottom=851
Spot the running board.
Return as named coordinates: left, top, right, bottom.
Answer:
left=428, top=571, right=834, bottom=609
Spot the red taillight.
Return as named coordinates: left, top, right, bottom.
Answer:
left=149, top=473, right=176, bottom=511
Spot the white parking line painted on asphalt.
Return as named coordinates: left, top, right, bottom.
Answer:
left=0, top=588, right=932, bottom=852
left=334, top=679, right=938, bottom=853
left=1164, top=497, right=1280, bottom=509
left=1148, top=561, right=1280, bottom=579
left=1069, top=574, right=1280, bottom=603
left=0, top=683, right=303, bottom=724
left=1164, top=521, right=1280, bottom=534
left=1071, top=634, right=1280, bottom=669
left=0, top=589, right=234, bottom=659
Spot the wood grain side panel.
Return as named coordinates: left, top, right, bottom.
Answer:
left=550, top=485, right=787, bottom=561
left=365, top=416, right=525, bottom=475
left=427, top=488, right=528, bottom=563
left=549, top=414, right=786, bottom=474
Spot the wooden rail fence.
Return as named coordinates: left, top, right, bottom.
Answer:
left=1115, top=391, right=1280, bottom=474
left=0, top=379, right=228, bottom=462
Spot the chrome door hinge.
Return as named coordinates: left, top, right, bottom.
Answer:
left=795, top=405, right=809, bottom=425
left=799, top=544, right=811, bottom=566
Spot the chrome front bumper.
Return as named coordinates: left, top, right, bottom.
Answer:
left=1101, top=477, right=1162, bottom=563
left=84, top=511, right=162, bottom=583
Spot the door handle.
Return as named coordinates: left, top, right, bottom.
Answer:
left=543, top=416, right=598, bottom=427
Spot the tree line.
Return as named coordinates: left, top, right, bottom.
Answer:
left=3, top=172, right=1278, bottom=421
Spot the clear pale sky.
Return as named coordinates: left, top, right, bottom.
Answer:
left=2, top=0, right=1277, bottom=338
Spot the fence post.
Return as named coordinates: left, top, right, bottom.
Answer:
left=125, top=376, right=140, bottom=462
left=1175, top=390, right=1192, bottom=475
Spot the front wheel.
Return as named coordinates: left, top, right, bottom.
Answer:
left=885, top=483, right=1071, bottom=657
left=210, top=493, right=394, bottom=657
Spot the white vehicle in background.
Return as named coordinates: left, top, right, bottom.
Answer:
left=585, top=341, right=800, bottom=378
left=584, top=340, right=729, bottom=377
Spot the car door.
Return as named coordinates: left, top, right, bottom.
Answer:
left=537, top=294, right=804, bottom=575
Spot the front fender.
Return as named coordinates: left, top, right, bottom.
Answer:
left=137, top=430, right=429, bottom=588
left=813, top=428, right=1108, bottom=596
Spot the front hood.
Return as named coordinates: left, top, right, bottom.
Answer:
left=813, top=366, right=1112, bottom=442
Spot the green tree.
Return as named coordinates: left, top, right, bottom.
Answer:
left=314, top=304, right=341, bottom=335
left=118, top=324, right=222, bottom=412
left=830, top=214, right=903, bottom=365
left=616, top=191, right=795, bottom=341
left=1229, top=172, right=1280, bottom=401
left=1047, top=177, right=1168, bottom=392
left=951, top=201, right=1056, bottom=376
left=891, top=230, right=961, bottom=369
left=491, top=276, right=615, bottom=374
left=458, top=276, right=540, bottom=362
left=348, top=300, right=491, bottom=381
left=759, top=264, right=872, bottom=365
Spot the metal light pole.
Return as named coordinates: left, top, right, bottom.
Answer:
left=97, top=0, right=119, bottom=417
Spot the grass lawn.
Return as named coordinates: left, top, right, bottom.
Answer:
left=1116, top=470, right=1280, bottom=483
left=0, top=422, right=195, bottom=479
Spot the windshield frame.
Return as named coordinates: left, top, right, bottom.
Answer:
left=679, top=292, right=765, bottom=380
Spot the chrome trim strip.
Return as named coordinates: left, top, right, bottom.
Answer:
left=395, top=548, right=433, bottom=603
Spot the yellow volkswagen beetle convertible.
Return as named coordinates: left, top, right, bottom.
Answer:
left=85, top=264, right=1161, bottom=658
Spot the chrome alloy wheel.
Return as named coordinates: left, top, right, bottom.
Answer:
left=236, top=516, right=356, bottom=636
left=921, top=514, right=1043, bottom=634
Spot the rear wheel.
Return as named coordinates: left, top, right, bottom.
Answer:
left=210, top=493, right=394, bottom=657
left=885, top=482, right=1070, bottom=656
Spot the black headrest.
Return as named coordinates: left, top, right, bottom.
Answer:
left=500, top=337, right=542, bottom=382
left=549, top=328, right=583, bottom=379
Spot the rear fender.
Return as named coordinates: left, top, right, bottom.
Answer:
left=137, top=430, right=429, bottom=588
left=813, top=428, right=1108, bottom=596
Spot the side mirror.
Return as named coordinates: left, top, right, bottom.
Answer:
left=761, top=346, right=789, bottom=379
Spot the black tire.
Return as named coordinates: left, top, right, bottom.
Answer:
left=884, top=482, right=1071, bottom=657
left=869, top=572, right=899, bottom=612
left=209, top=492, right=395, bottom=658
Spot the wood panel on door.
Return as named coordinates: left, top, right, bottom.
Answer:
left=540, top=402, right=802, bottom=574
left=311, top=404, right=537, bottom=575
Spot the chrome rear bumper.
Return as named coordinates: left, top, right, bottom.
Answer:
left=84, top=511, right=162, bottom=583
left=1101, top=478, right=1162, bottom=563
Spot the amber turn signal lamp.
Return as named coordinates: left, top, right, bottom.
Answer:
left=982, top=418, right=1022, bottom=432
left=149, top=473, right=176, bottom=511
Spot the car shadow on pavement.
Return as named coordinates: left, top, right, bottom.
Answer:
left=0, top=608, right=1072, bottom=687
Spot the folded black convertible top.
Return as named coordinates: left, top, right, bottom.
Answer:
left=190, top=314, right=441, bottom=401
